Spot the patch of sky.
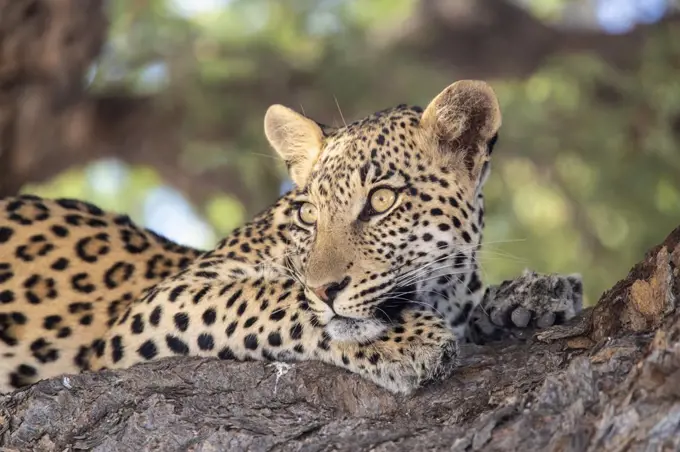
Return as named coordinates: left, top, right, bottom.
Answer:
left=144, top=186, right=216, bottom=249
left=595, top=0, right=667, bottom=34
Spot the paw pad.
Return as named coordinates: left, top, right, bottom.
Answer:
left=467, top=270, right=584, bottom=343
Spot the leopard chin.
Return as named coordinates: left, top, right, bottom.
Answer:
left=325, top=317, right=388, bottom=343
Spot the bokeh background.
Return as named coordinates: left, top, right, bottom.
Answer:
left=2, top=0, right=680, bottom=305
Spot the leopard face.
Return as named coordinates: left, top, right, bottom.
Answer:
left=265, top=81, right=502, bottom=342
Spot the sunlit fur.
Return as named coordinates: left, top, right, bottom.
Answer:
left=273, top=82, right=501, bottom=343
left=1, top=80, right=500, bottom=395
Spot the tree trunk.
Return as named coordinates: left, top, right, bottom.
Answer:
left=0, top=0, right=107, bottom=196
left=1, top=226, right=678, bottom=451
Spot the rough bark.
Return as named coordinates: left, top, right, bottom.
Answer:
left=1, top=225, right=678, bottom=451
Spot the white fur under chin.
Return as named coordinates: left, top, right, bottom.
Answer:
left=325, top=317, right=388, bottom=343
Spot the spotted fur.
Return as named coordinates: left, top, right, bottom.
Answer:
left=1, top=80, right=561, bottom=394
left=0, top=196, right=201, bottom=391
left=87, top=80, right=501, bottom=394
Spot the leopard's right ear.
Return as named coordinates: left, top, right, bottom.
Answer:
left=264, top=105, right=325, bottom=187
left=420, top=80, right=501, bottom=184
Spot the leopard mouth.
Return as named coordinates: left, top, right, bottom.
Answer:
left=373, top=283, right=418, bottom=321
left=323, top=284, right=419, bottom=342
left=334, top=283, right=418, bottom=324
left=312, top=282, right=419, bottom=326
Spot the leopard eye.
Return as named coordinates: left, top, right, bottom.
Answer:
left=370, top=188, right=397, bottom=214
left=298, top=202, right=318, bottom=226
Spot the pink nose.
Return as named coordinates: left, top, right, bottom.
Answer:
left=313, top=286, right=330, bottom=302
left=310, top=277, right=351, bottom=307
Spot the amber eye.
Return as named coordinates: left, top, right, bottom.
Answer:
left=298, top=202, right=318, bottom=226
left=369, top=188, right=397, bottom=214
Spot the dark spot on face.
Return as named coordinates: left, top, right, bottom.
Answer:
left=450, top=302, right=474, bottom=327
left=467, top=272, right=482, bottom=293
left=0, top=263, right=12, bottom=284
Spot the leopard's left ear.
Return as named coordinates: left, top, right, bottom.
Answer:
left=420, top=80, right=501, bottom=182
left=264, top=105, right=325, bottom=187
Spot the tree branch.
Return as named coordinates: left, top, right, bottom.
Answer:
left=1, top=224, right=678, bottom=450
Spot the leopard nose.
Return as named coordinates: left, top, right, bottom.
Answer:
left=311, top=277, right=351, bottom=307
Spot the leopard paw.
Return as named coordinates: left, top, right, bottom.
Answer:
left=343, top=311, right=459, bottom=394
left=466, top=270, right=583, bottom=344
left=372, top=335, right=458, bottom=395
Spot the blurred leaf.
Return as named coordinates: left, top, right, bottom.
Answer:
left=206, top=195, right=246, bottom=235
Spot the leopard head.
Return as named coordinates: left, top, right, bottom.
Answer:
left=265, top=80, right=502, bottom=342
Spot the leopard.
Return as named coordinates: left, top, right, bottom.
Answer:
left=0, top=80, right=582, bottom=394
left=0, top=196, right=203, bottom=391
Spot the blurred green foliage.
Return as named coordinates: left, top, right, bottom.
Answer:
left=24, top=0, right=680, bottom=305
